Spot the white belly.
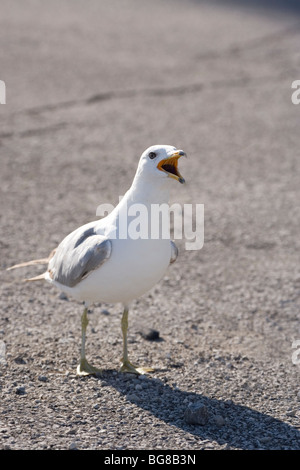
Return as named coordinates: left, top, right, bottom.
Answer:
left=55, top=237, right=171, bottom=305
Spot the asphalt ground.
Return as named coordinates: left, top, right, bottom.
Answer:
left=0, top=0, right=299, bottom=451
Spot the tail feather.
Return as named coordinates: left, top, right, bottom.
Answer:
left=6, top=248, right=56, bottom=272
left=24, top=272, right=47, bottom=282
left=7, top=258, right=49, bottom=271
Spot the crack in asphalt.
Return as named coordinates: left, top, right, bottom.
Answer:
left=195, top=21, right=300, bottom=60
left=0, top=70, right=292, bottom=140
left=1, top=21, right=299, bottom=137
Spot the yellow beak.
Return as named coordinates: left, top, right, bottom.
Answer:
left=157, top=150, right=186, bottom=184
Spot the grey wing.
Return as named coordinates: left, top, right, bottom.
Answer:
left=48, top=222, right=112, bottom=288
left=170, top=240, right=178, bottom=264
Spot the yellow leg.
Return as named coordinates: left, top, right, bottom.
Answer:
left=120, top=306, right=154, bottom=375
left=76, top=307, right=102, bottom=376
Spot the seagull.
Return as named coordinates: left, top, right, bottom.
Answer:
left=8, top=145, right=186, bottom=376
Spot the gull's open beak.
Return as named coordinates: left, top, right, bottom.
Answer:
left=157, top=150, right=186, bottom=184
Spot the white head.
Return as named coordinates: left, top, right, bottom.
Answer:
left=133, top=145, right=186, bottom=188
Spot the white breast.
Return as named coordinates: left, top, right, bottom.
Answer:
left=59, top=237, right=171, bottom=304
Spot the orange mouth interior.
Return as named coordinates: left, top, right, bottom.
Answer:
left=157, top=155, right=185, bottom=183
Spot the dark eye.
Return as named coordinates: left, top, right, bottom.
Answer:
left=148, top=152, right=157, bottom=159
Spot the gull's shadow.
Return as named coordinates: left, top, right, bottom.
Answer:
left=96, top=370, right=300, bottom=450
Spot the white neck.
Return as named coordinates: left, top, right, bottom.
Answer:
left=127, top=172, right=171, bottom=206
left=105, top=169, right=173, bottom=240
